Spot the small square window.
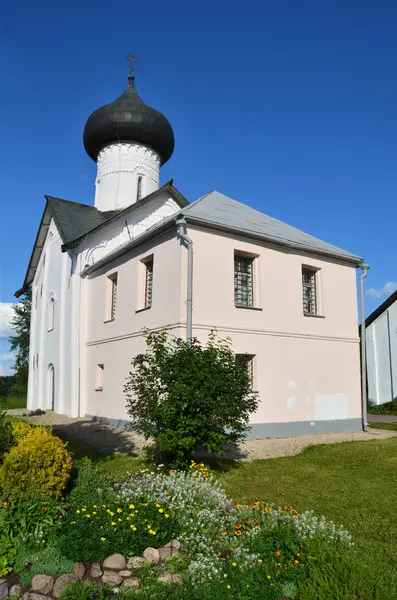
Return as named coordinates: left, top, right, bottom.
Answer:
left=234, top=254, right=254, bottom=307
left=302, top=267, right=318, bottom=316
left=106, top=273, right=118, bottom=321
left=96, top=364, right=104, bottom=390
left=236, top=354, right=255, bottom=390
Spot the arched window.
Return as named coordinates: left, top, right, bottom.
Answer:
left=48, top=295, right=55, bottom=331
left=137, top=176, right=143, bottom=201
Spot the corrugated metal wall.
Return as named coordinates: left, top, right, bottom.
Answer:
left=366, top=299, right=397, bottom=405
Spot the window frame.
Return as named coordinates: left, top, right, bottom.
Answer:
left=136, top=175, right=143, bottom=201
left=136, top=254, right=154, bottom=313
left=95, top=364, right=104, bottom=391
left=302, top=265, right=320, bottom=317
left=234, top=251, right=261, bottom=310
left=105, top=272, right=118, bottom=322
left=47, top=295, right=55, bottom=332
left=236, top=353, right=256, bottom=391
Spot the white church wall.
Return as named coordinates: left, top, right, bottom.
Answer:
left=81, top=190, right=181, bottom=269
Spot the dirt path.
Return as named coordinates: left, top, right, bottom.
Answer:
left=5, top=409, right=397, bottom=461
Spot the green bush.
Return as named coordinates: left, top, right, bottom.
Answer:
left=0, top=411, right=13, bottom=462
left=59, top=582, right=142, bottom=599
left=67, top=457, right=115, bottom=508
left=0, top=429, right=72, bottom=499
left=59, top=499, right=179, bottom=563
left=124, top=330, right=259, bottom=467
left=368, top=400, right=397, bottom=414
left=14, top=542, right=74, bottom=588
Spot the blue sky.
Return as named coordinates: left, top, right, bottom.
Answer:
left=1, top=0, right=396, bottom=375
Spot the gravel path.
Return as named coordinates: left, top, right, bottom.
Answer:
left=5, top=409, right=397, bottom=461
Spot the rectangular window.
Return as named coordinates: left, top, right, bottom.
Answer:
left=302, top=267, right=317, bottom=315
left=95, top=364, right=104, bottom=390
left=48, top=297, right=55, bottom=331
left=234, top=254, right=254, bottom=307
left=144, top=258, right=154, bottom=309
left=236, top=354, right=255, bottom=390
left=106, top=273, right=118, bottom=321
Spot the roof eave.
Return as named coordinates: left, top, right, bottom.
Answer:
left=184, top=215, right=363, bottom=266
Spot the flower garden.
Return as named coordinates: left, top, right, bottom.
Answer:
left=0, top=415, right=359, bottom=600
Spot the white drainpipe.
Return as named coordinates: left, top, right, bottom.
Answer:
left=176, top=217, right=193, bottom=342
left=360, top=263, right=370, bottom=430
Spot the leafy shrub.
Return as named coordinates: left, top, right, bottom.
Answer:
left=67, top=457, right=115, bottom=508
left=14, top=543, right=74, bottom=588
left=0, top=534, right=17, bottom=577
left=124, top=330, right=258, bottom=467
left=60, top=499, right=179, bottom=562
left=0, top=411, right=13, bottom=461
left=368, top=399, right=397, bottom=414
left=0, top=429, right=72, bottom=498
left=59, top=582, right=142, bottom=600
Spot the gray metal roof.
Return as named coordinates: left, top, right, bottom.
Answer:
left=180, top=191, right=362, bottom=264
left=46, top=196, right=117, bottom=244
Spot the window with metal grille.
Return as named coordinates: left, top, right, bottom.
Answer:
left=96, top=364, right=104, bottom=390
left=109, top=273, right=118, bottom=320
left=234, top=254, right=254, bottom=307
left=302, top=267, right=317, bottom=315
left=236, top=354, right=255, bottom=389
left=144, top=259, right=153, bottom=308
left=137, top=176, right=143, bottom=201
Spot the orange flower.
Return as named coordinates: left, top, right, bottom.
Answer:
left=221, top=530, right=228, bottom=536
left=294, top=559, right=299, bottom=565
left=296, top=553, right=301, bottom=557
left=41, top=507, right=47, bottom=512
left=276, top=563, right=281, bottom=567
left=234, top=504, right=241, bottom=510
left=285, top=505, right=293, bottom=511
left=234, top=530, right=242, bottom=536
left=274, top=550, right=280, bottom=557
left=235, top=523, right=242, bottom=529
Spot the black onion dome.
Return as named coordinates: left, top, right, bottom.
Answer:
left=83, top=75, right=175, bottom=165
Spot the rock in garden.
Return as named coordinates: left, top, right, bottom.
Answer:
left=118, top=570, right=132, bottom=577
left=102, top=571, right=123, bottom=587
left=31, top=574, right=54, bottom=595
left=157, top=572, right=173, bottom=584
left=165, top=539, right=181, bottom=550
left=22, top=595, right=48, bottom=600
left=73, top=562, right=86, bottom=579
left=0, top=580, right=8, bottom=600
left=89, top=563, right=103, bottom=578
left=121, top=578, right=140, bottom=589
left=158, top=547, right=173, bottom=560
left=53, top=574, right=79, bottom=598
left=9, top=585, right=22, bottom=598
left=172, top=574, right=182, bottom=584
left=127, top=557, right=146, bottom=570
left=102, top=554, right=126, bottom=570
left=112, top=588, right=120, bottom=594
left=142, top=547, right=160, bottom=564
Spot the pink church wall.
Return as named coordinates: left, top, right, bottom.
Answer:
left=82, top=225, right=361, bottom=435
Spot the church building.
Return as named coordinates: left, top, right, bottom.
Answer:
left=16, top=68, right=364, bottom=437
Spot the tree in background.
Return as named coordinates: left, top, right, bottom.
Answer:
left=9, top=289, right=31, bottom=398
left=125, top=329, right=259, bottom=467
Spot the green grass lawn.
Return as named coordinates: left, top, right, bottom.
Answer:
left=0, top=396, right=26, bottom=410
left=369, top=421, right=397, bottom=431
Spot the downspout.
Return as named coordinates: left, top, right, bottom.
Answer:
left=176, top=217, right=193, bottom=342
left=360, top=263, right=370, bottom=430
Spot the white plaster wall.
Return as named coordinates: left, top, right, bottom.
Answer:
left=366, top=299, right=397, bottom=405
left=95, top=143, right=161, bottom=211
left=27, top=220, right=75, bottom=415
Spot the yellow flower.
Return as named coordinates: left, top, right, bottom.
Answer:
left=100, top=537, right=106, bottom=542
left=164, top=514, right=169, bottom=519
left=158, top=508, right=164, bottom=513
left=226, top=585, right=231, bottom=589
left=267, top=575, right=271, bottom=580
left=111, top=522, right=117, bottom=526
left=130, top=524, right=137, bottom=531
left=75, top=510, right=80, bottom=514
left=81, top=507, right=86, bottom=512
left=71, top=521, right=76, bottom=525
left=85, top=514, right=91, bottom=518
left=117, top=508, right=123, bottom=513
left=93, top=505, right=97, bottom=508
left=129, top=504, right=135, bottom=509
left=109, top=511, right=115, bottom=517
left=92, top=511, right=97, bottom=515
left=102, top=505, right=106, bottom=508
left=156, top=504, right=161, bottom=508
left=118, top=518, right=122, bottom=522
left=232, top=562, right=237, bottom=567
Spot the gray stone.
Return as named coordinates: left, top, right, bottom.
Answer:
left=142, top=547, right=160, bottom=564
left=73, top=562, right=86, bottom=579
left=0, top=580, right=8, bottom=599
left=9, top=585, right=22, bottom=598
left=121, top=578, right=140, bottom=589
left=89, top=563, right=103, bottom=578
left=158, top=547, right=173, bottom=561
left=157, top=572, right=173, bottom=584
left=53, top=574, right=79, bottom=598
left=31, top=574, right=54, bottom=595
left=165, top=539, right=181, bottom=550
left=126, top=557, right=146, bottom=570
left=102, top=554, right=126, bottom=571
left=118, top=570, right=132, bottom=577
left=172, top=574, right=182, bottom=584
left=102, top=572, right=123, bottom=587
left=112, top=588, right=120, bottom=594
